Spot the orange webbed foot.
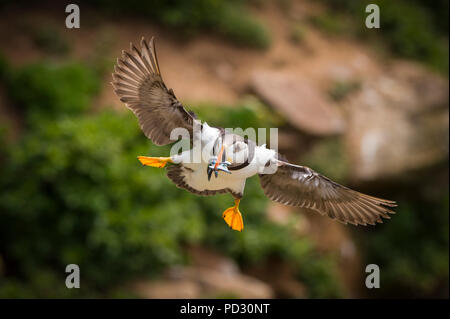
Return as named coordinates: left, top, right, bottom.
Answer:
left=222, top=199, right=244, bottom=232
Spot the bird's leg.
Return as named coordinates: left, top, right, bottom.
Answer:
left=137, top=156, right=173, bottom=168
left=222, top=198, right=244, bottom=232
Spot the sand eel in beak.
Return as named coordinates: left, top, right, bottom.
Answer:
left=112, top=36, right=397, bottom=232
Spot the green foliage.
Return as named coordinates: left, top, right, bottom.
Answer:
left=0, top=111, right=200, bottom=294
left=357, top=189, right=449, bottom=297
left=215, top=3, right=270, bottom=49
left=91, top=0, right=270, bottom=49
left=310, top=12, right=353, bottom=36
left=5, top=62, right=100, bottom=124
left=375, top=0, right=448, bottom=73
left=319, top=0, right=449, bottom=73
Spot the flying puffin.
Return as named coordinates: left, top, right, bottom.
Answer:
left=111, top=37, right=396, bottom=232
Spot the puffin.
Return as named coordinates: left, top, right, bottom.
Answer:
left=111, top=37, right=396, bottom=232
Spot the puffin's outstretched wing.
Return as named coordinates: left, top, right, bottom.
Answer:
left=259, top=160, right=396, bottom=226
left=112, top=37, right=196, bottom=145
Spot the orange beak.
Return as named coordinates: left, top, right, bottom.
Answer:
left=214, top=145, right=225, bottom=170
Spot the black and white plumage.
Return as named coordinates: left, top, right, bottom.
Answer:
left=112, top=36, right=396, bottom=230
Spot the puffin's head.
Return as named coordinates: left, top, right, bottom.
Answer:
left=225, top=141, right=248, bottom=165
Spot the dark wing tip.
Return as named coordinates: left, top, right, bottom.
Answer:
left=188, top=110, right=197, bottom=119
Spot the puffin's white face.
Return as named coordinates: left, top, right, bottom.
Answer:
left=226, top=141, right=249, bottom=165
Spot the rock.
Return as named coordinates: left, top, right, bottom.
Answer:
left=345, top=62, right=449, bottom=180
left=251, top=71, right=345, bottom=136
left=131, top=279, right=201, bottom=299
left=186, top=245, right=239, bottom=275
left=214, top=62, right=234, bottom=83
left=244, top=258, right=307, bottom=298
left=390, top=61, right=449, bottom=112
left=130, top=247, right=274, bottom=299
left=131, top=265, right=274, bottom=299
left=167, top=266, right=274, bottom=299
left=266, top=202, right=310, bottom=236
left=276, top=131, right=304, bottom=151
left=266, top=202, right=293, bottom=224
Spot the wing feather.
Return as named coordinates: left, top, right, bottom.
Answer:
left=112, top=36, right=196, bottom=145
left=259, top=160, right=396, bottom=226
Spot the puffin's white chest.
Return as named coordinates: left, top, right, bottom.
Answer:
left=182, top=159, right=247, bottom=195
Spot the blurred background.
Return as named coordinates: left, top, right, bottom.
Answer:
left=0, top=0, right=448, bottom=298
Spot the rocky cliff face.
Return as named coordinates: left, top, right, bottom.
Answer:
left=345, top=62, right=448, bottom=181
left=250, top=61, right=448, bottom=182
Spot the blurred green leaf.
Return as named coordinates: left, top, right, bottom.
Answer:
left=91, top=0, right=271, bottom=49
left=5, top=61, right=100, bottom=124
